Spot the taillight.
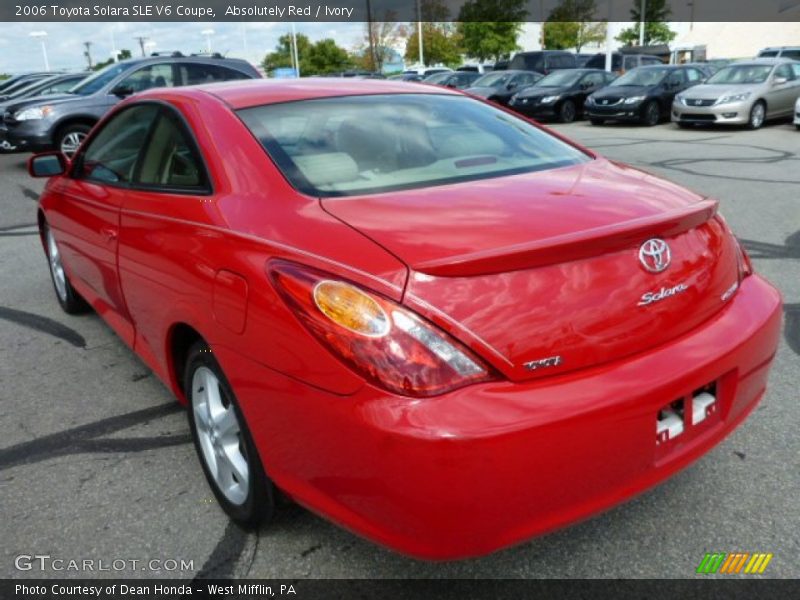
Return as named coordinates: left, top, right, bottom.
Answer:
left=269, top=260, right=494, bottom=397
left=735, top=238, right=754, bottom=279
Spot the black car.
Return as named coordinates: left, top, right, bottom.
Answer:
left=508, top=51, right=577, bottom=75
left=508, top=69, right=616, bottom=123
left=585, top=64, right=712, bottom=126
left=423, top=71, right=482, bottom=89
left=4, top=54, right=260, bottom=156
left=463, top=70, right=542, bottom=105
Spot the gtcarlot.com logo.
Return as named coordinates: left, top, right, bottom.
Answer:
left=14, top=554, right=194, bottom=572
left=696, top=552, right=773, bottom=575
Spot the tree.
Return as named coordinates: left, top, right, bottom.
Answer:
left=616, top=0, right=676, bottom=46
left=543, top=0, right=606, bottom=52
left=261, top=35, right=351, bottom=76
left=92, top=49, right=132, bottom=71
left=404, top=25, right=462, bottom=67
left=360, top=17, right=405, bottom=72
left=456, top=0, right=527, bottom=62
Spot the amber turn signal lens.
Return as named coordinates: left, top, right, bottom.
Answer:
left=313, top=280, right=390, bottom=337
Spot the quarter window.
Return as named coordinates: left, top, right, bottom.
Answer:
left=136, top=110, right=207, bottom=191
left=77, top=105, right=159, bottom=185
left=180, top=63, right=249, bottom=85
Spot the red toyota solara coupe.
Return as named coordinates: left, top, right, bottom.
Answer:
left=30, top=79, right=781, bottom=560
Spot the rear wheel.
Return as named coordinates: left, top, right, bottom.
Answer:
left=589, top=118, right=605, bottom=126
left=557, top=99, right=577, bottom=123
left=186, top=342, right=274, bottom=527
left=44, top=224, right=88, bottom=314
left=747, top=102, right=765, bottom=130
left=642, top=101, right=660, bottom=126
left=57, top=123, right=92, bottom=158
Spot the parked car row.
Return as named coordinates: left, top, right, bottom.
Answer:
left=449, top=57, right=800, bottom=132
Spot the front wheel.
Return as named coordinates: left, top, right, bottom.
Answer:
left=186, top=343, right=274, bottom=527
left=44, top=224, right=88, bottom=314
left=747, top=102, right=765, bottom=130
left=642, top=101, right=661, bottom=126
left=557, top=99, right=577, bottom=123
left=57, top=123, right=92, bottom=158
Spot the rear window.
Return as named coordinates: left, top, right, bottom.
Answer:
left=237, top=94, right=590, bottom=197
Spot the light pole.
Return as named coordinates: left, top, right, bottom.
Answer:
left=290, top=23, right=300, bottom=77
left=416, top=0, right=423, bottom=67
left=639, top=0, right=646, bottom=46
left=29, top=31, right=49, bottom=71
left=201, top=28, right=215, bottom=54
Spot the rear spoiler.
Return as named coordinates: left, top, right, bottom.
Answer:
left=414, top=198, right=719, bottom=277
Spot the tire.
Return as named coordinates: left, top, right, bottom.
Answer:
left=642, top=101, right=661, bottom=126
left=185, top=342, right=274, bottom=527
left=557, top=99, right=577, bottom=123
left=589, top=118, right=605, bottom=126
left=43, top=223, right=89, bottom=314
left=747, top=102, right=765, bottom=130
left=56, top=123, right=92, bottom=158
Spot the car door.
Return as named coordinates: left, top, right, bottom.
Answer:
left=50, top=104, right=160, bottom=344
left=117, top=104, right=218, bottom=374
left=766, top=63, right=799, bottom=116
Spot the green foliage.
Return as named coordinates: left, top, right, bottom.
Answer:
left=262, top=34, right=351, bottom=76
left=456, top=0, right=526, bottom=61
left=404, top=25, right=462, bottom=67
left=92, top=49, right=132, bottom=71
left=616, top=0, right=677, bottom=45
left=543, top=0, right=606, bottom=52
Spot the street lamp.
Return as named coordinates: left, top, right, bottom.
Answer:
left=201, top=28, right=214, bottom=54
left=29, top=31, right=49, bottom=71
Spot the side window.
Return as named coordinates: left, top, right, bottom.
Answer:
left=119, top=63, right=175, bottom=93
left=686, top=68, right=704, bottom=82
left=782, top=50, right=800, bottom=61
left=792, top=64, right=800, bottom=79
left=181, top=63, right=249, bottom=85
left=135, top=109, right=208, bottom=191
left=665, top=70, right=685, bottom=86
left=582, top=73, right=604, bottom=87
left=77, top=105, right=159, bottom=185
left=774, top=64, right=795, bottom=81
left=624, top=56, right=638, bottom=70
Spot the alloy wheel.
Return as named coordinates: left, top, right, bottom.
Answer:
left=60, top=131, right=86, bottom=157
left=46, top=229, right=67, bottom=302
left=191, top=366, right=250, bottom=505
left=749, top=103, right=765, bottom=129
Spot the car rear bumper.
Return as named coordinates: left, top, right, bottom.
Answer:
left=671, top=100, right=751, bottom=125
left=214, top=274, right=782, bottom=560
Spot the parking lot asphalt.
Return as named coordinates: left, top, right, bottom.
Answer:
left=1, top=119, right=798, bottom=579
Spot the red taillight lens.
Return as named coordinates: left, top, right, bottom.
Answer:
left=269, top=261, right=494, bottom=397
left=735, top=238, right=753, bottom=279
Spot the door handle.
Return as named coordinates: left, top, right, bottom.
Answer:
left=101, top=227, right=118, bottom=242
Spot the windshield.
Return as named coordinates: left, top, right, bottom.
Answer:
left=472, top=72, right=512, bottom=87
left=611, top=68, right=669, bottom=87
left=70, top=62, right=129, bottom=96
left=423, top=72, right=451, bottom=84
left=536, top=70, right=584, bottom=87
left=238, top=94, right=590, bottom=197
left=706, top=65, right=773, bottom=84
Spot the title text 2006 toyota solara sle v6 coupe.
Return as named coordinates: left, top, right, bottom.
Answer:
left=29, top=79, right=781, bottom=560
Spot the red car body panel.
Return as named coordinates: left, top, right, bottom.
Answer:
left=35, top=80, right=782, bottom=559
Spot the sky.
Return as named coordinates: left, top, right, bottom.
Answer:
left=0, top=21, right=367, bottom=73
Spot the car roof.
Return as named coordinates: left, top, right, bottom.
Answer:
left=733, top=58, right=792, bottom=65
left=150, top=78, right=461, bottom=109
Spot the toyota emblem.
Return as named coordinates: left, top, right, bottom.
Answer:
left=639, top=239, right=671, bottom=273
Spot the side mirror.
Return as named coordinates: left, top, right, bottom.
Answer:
left=773, top=76, right=788, bottom=85
left=110, top=84, right=134, bottom=97
left=28, top=152, right=68, bottom=178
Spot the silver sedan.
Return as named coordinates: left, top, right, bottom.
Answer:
left=671, top=58, right=800, bottom=129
